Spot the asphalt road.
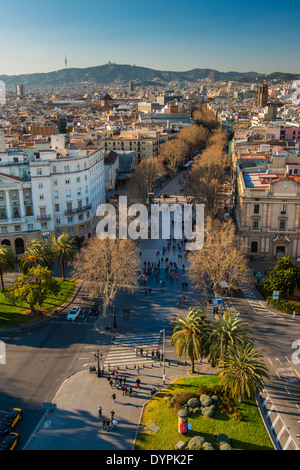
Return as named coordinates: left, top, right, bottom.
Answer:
left=226, top=285, right=300, bottom=450
left=0, top=170, right=299, bottom=451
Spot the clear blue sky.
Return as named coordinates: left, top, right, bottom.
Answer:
left=0, top=0, right=299, bottom=75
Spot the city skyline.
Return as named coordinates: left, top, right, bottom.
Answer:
left=0, top=0, right=299, bottom=76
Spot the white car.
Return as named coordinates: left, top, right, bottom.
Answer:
left=67, top=306, right=81, bottom=321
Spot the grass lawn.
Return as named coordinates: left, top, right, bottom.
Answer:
left=135, top=376, right=274, bottom=451
left=0, top=278, right=77, bottom=328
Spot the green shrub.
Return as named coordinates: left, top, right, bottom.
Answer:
left=217, top=433, right=230, bottom=445
left=203, top=442, right=215, bottom=450
left=187, top=436, right=206, bottom=450
left=171, top=391, right=196, bottom=411
left=187, top=397, right=200, bottom=408
left=211, top=395, right=220, bottom=403
left=220, top=443, right=232, bottom=450
left=200, top=394, right=213, bottom=407
left=202, top=406, right=214, bottom=418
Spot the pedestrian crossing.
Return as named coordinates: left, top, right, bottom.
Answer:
left=103, top=332, right=163, bottom=370
left=240, top=284, right=294, bottom=321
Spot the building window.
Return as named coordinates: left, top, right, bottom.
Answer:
left=252, top=218, right=259, bottom=229
left=281, top=205, right=286, bottom=214
left=279, top=219, right=286, bottom=230
left=37, top=168, right=42, bottom=176
left=68, top=227, right=75, bottom=234
left=254, top=204, right=259, bottom=214
left=64, top=165, right=70, bottom=172
left=54, top=191, right=58, bottom=199
left=67, top=216, right=73, bottom=223
left=55, top=204, right=59, bottom=211
left=65, top=179, right=70, bottom=184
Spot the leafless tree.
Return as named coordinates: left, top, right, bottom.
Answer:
left=187, top=217, right=249, bottom=296
left=158, top=138, right=189, bottom=172
left=193, top=104, right=219, bottom=130
left=127, top=157, right=165, bottom=204
left=72, top=237, right=141, bottom=317
left=178, top=124, right=208, bottom=159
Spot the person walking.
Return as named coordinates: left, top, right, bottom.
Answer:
left=102, top=418, right=107, bottom=430
left=112, top=418, right=118, bottom=429
left=98, top=406, right=102, bottom=418
left=112, top=393, right=116, bottom=404
left=136, top=365, right=140, bottom=375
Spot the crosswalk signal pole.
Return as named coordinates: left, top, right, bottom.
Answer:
left=160, top=329, right=166, bottom=384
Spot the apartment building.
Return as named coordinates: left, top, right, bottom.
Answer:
left=235, top=152, right=300, bottom=260
left=0, top=129, right=105, bottom=253
left=102, top=128, right=176, bottom=163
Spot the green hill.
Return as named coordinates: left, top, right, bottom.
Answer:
left=0, top=63, right=298, bottom=87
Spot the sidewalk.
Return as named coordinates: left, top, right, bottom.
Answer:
left=23, top=340, right=215, bottom=450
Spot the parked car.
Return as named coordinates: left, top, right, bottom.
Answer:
left=89, top=306, right=98, bottom=316
left=0, top=433, right=19, bottom=450
left=67, top=306, right=81, bottom=321
left=0, top=409, right=22, bottom=435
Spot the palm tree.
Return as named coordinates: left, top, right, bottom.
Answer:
left=52, top=233, right=78, bottom=281
left=18, top=239, right=54, bottom=274
left=207, top=309, right=253, bottom=367
left=218, top=343, right=270, bottom=403
left=0, top=245, right=16, bottom=292
left=170, top=307, right=210, bottom=374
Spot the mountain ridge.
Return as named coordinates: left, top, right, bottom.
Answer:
left=0, top=63, right=298, bottom=87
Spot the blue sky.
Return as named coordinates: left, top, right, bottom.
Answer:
left=0, top=0, right=300, bottom=75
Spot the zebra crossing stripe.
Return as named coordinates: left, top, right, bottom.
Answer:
left=104, top=333, right=162, bottom=368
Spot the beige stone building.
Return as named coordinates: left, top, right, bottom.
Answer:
left=235, top=155, right=300, bottom=260
left=102, top=128, right=176, bottom=164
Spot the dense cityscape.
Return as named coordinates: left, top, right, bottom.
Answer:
left=0, top=0, right=300, bottom=459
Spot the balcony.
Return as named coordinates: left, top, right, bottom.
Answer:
left=36, top=214, right=51, bottom=221
left=64, top=204, right=91, bottom=215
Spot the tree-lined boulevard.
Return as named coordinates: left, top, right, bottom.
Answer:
left=0, top=107, right=299, bottom=451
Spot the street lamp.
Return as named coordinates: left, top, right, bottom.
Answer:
left=112, top=305, right=117, bottom=329
left=160, top=329, right=166, bottom=384
left=94, top=349, right=102, bottom=377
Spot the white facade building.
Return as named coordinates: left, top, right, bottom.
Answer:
left=0, top=130, right=105, bottom=253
